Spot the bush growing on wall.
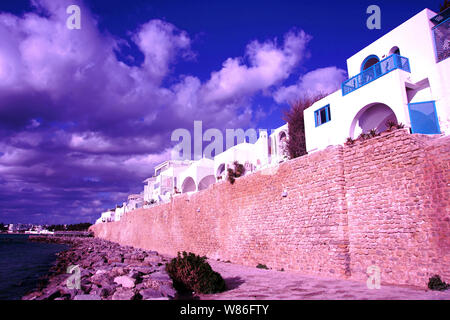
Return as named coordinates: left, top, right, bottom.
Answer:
left=428, top=275, right=450, bottom=291
left=282, top=93, right=325, bottom=159
left=166, top=251, right=227, bottom=294
left=227, top=161, right=245, bottom=184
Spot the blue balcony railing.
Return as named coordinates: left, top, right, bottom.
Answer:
left=432, top=17, right=450, bottom=63
left=342, top=54, right=411, bottom=96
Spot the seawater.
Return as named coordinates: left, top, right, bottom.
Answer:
left=0, top=234, right=68, bottom=300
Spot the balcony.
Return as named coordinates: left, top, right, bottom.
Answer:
left=432, top=17, right=449, bottom=63
left=342, top=54, right=411, bottom=96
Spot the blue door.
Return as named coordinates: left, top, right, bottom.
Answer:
left=408, top=101, right=441, bottom=134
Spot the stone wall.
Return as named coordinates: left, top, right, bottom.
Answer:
left=90, top=129, right=449, bottom=288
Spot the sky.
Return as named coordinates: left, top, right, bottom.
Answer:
left=0, top=0, right=442, bottom=224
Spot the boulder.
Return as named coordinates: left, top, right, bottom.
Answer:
left=111, top=266, right=126, bottom=277
left=114, top=275, right=136, bottom=288
left=139, top=288, right=163, bottom=300
left=128, top=270, right=142, bottom=280
left=144, top=255, right=162, bottom=264
left=74, top=294, right=102, bottom=300
left=149, top=271, right=171, bottom=283
left=111, top=287, right=136, bottom=300
left=131, top=266, right=155, bottom=275
left=159, top=284, right=177, bottom=298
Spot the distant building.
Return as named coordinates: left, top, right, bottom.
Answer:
left=179, top=157, right=215, bottom=193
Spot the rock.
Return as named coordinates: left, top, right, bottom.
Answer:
left=40, top=288, right=61, bottom=300
left=128, top=270, right=142, bottom=280
left=159, top=284, right=177, bottom=298
left=99, top=283, right=116, bottom=297
left=111, top=287, right=136, bottom=300
left=90, top=272, right=110, bottom=286
left=131, top=266, right=155, bottom=275
left=139, top=288, right=163, bottom=300
left=81, top=268, right=93, bottom=278
left=80, top=279, right=92, bottom=293
left=23, top=237, right=174, bottom=301
left=111, top=266, right=126, bottom=277
left=108, top=255, right=123, bottom=264
left=149, top=271, right=171, bottom=283
left=114, top=275, right=136, bottom=288
left=144, top=255, right=162, bottom=264
left=74, top=294, right=102, bottom=300
left=95, top=269, right=108, bottom=275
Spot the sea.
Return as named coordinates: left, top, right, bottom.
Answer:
left=0, top=234, right=68, bottom=300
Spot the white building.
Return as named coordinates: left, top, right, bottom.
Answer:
left=268, top=124, right=289, bottom=164
left=304, top=8, right=449, bottom=153
left=143, top=177, right=156, bottom=204
left=99, top=209, right=115, bottom=223
left=147, top=160, right=193, bottom=202
left=213, top=129, right=288, bottom=180
left=179, top=157, right=215, bottom=193
left=125, top=193, right=144, bottom=212
left=114, top=204, right=126, bottom=221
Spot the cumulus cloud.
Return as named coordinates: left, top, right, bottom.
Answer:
left=134, top=19, right=194, bottom=83
left=273, top=66, right=347, bottom=104
left=202, top=30, right=311, bottom=103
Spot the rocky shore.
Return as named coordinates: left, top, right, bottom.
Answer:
left=22, top=236, right=177, bottom=300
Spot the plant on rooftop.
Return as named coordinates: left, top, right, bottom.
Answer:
left=427, top=275, right=450, bottom=291
left=439, top=0, right=450, bottom=12
left=166, top=251, right=226, bottom=294
left=357, top=133, right=370, bottom=141
left=386, top=120, right=397, bottom=131
left=369, top=128, right=379, bottom=138
left=227, top=161, right=245, bottom=185
left=256, top=263, right=269, bottom=269
left=282, top=93, right=326, bottom=159
left=345, top=137, right=355, bottom=146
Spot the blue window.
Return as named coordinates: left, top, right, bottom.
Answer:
left=314, top=105, right=331, bottom=127
left=408, top=101, right=441, bottom=134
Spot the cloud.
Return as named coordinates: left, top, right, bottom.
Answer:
left=134, top=19, right=194, bottom=83
left=273, top=66, right=347, bottom=104
left=202, top=30, right=311, bottom=104
left=0, top=0, right=343, bottom=224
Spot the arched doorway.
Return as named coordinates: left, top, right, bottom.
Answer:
left=389, top=46, right=401, bottom=56
left=216, top=163, right=225, bottom=177
left=361, top=55, right=380, bottom=71
left=181, top=177, right=196, bottom=193
left=350, top=103, right=398, bottom=139
left=198, top=175, right=215, bottom=191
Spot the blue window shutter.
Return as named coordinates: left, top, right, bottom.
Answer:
left=408, top=101, right=441, bottom=134
left=325, top=105, right=331, bottom=122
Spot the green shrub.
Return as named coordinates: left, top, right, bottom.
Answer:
left=428, top=275, right=450, bottom=291
left=166, top=251, right=226, bottom=294
left=345, top=137, right=355, bottom=146
left=256, top=263, right=268, bottom=269
left=226, top=161, right=245, bottom=185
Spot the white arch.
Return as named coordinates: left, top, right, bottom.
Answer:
left=349, top=103, right=398, bottom=139
left=181, top=177, right=196, bottom=193
left=198, top=175, right=216, bottom=191
left=216, top=163, right=226, bottom=177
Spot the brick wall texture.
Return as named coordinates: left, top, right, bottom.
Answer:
left=90, top=129, right=449, bottom=288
